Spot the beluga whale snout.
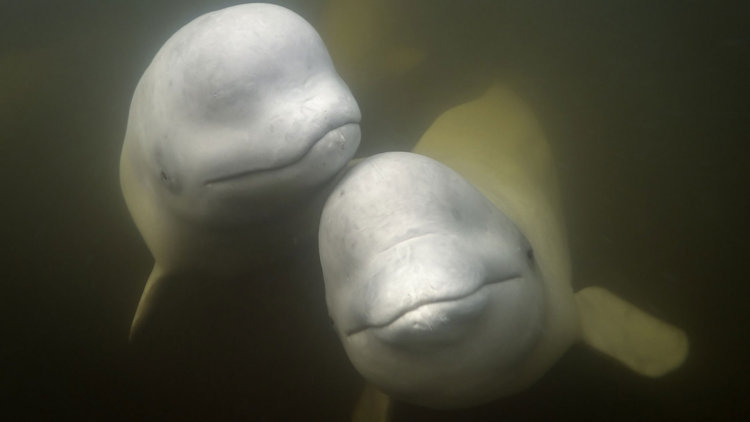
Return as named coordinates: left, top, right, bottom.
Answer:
left=120, top=3, right=360, bottom=339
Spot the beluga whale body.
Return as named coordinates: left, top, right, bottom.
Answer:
left=319, top=83, right=689, bottom=411
left=120, top=3, right=361, bottom=339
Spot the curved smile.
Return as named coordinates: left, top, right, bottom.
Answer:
left=345, top=274, right=522, bottom=337
left=203, top=122, right=359, bottom=186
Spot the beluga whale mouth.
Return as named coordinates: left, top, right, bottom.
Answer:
left=346, top=273, right=524, bottom=339
left=203, top=122, right=361, bottom=186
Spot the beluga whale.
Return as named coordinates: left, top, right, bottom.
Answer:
left=319, top=83, right=689, bottom=411
left=120, top=3, right=361, bottom=339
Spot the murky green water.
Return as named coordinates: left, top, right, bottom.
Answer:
left=2, top=1, right=747, bottom=420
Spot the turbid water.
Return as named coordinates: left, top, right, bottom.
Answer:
left=1, top=1, right=747, bottom=420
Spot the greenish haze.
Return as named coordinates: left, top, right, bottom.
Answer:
left=1, top=1, right=747, bottom=420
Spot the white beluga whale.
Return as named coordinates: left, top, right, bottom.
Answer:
left=319, top=83, right=688, bottom=410
left=120, top=3, right=361, bottom=338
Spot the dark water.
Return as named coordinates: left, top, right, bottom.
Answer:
left=1, top=1, right=748, bottom=420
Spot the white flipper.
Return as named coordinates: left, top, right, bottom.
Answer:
left=575, top=286, right=689, bottom=377
left=129, top=268, right=163, bottom=341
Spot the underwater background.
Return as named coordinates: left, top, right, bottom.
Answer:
left=1, top=0, right=748, bottom=420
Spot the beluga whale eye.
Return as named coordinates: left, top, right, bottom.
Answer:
left=522, top=236, right=534, bottom=262
left=157, top=168, right=182, bottom=194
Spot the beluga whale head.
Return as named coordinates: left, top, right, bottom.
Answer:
left=122, top=3, right=360, bottom=231
left=319, top=152, right=546, bottom=408
left=120, top=3, right=360, bottom=337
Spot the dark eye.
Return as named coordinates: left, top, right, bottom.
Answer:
left=526, top=247, right=534, bottom=262
left=158, top=169, right=182, bottom=193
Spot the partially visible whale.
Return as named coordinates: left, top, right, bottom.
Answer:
left=120, top=3, right=361, bottom=338
left=319, top=83, right=688, bottom=410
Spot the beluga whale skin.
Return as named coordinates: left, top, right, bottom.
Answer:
left=120, top=3, right=361, bottom=338
left=319, top=83, right=688, bottom=410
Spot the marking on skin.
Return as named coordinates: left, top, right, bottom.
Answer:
left=374, top=232, right=441, bottom=257
left=345, top=275, right=523, bottom=337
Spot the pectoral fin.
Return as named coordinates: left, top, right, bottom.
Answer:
left=574, top=286, right=689, bottom=377
left=130, top=267, right=166, bottom=342
left=352, top=383, right=392, bottom=422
